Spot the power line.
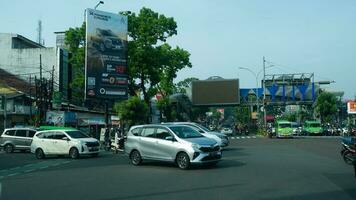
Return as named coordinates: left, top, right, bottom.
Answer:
left=266, top=60, right=333, bottom=81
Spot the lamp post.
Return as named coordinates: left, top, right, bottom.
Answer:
left=94, top=1, right=104, bottom=10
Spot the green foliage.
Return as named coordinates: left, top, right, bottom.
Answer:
left=235, top=106, right=250, bottom=125
left=315, top=92, right=337, bottom=123
left=64, top=22, right=86, bottom=104
left=191, top=106, right=209, bottom=121
left=156, top=97, right=173, bottom=122
left=126, top=8, right=191, bottom=103
left=175, top=77, right=199, bottom=94
left=280, top=113, right=297, bottom=122
left=114, top=97, right=148, bottom=127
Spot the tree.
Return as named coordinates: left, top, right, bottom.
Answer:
left=175, top=77, right=199, bottom=94
left=127, top=8, right=191, bottom=104
left=315, top=92, right=337, bottom=123
left=114, top=96, right=148, bottom=127
left=64, top=22, right=86, bottom=104
left=235, top=106, right=250, bottom=125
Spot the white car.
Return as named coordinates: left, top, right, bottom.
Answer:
left=31, top=128, right=100, bottom=159
left=220, top=126, right=233, bottom=136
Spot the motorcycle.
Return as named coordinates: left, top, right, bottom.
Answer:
left=341, top=136, right=356, bottom=165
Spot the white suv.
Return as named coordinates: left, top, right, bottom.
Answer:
left=31, top=129, right=100, bottom=159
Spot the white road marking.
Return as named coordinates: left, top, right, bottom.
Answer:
left=7, top=173, right=19, bottom=177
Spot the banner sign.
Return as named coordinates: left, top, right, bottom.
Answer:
left=347, top=101, right=356, bottom=114
left=85, top=8, right=128, bottom=99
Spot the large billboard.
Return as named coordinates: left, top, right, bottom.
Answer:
left=85, top=8, right=128, bottom=99
left=347, top=101, right=356, bottom=114
left=192, top=79, right=240, bottom=106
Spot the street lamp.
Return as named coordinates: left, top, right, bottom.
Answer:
left=94, top=1, right=104, bottom=10
left=262, top=57, right=275, bottom=130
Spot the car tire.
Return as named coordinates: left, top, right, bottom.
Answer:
left=35, top=148, right=45, bottom=159
left=343, top=151, right=354, bottom=165
left=176, top=152, right=190, bottom=170
left=4, top=144, right=14, bottom=153
left=130, top=150, right=142, bottom=166
left=69, top=148, right=80, bottom=159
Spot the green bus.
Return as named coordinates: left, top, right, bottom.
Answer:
left=275, top=120, right=293, bottom=138
left=302, top=120, right=322, bottom=136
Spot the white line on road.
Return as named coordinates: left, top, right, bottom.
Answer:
left=7, top=173, right=19, bottom=177
left=241, top=137, right=245, bottom=139
left=24, top=169, right=35, bottom=173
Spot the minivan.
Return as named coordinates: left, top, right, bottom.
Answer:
left=0, top=127, right=37, bottom=153
left=125, top=124, right=222, bottom=169
left=31, top=128, right=100, bottom=159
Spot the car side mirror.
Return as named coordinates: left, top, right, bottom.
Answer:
left=62, top=137, right=70, bottom=141
left=165, top=136, right=175, bottom=141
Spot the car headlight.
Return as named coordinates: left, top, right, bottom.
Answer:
left=192, top=144, right=201, bottom=151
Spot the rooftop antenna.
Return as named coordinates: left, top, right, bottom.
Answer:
left=36, top=20, right=45, bottom=45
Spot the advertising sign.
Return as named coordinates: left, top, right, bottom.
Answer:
left=347, top=101, right=356, bottom=114
left=192, top=79, right=240, bottom=106
left=85, top=8, right=128, bottom=99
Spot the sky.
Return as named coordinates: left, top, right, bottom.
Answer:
left=2, top=0, right=356, bottom=99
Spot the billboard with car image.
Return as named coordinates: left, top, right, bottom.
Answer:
left=85, top=8, right=128, bottom=99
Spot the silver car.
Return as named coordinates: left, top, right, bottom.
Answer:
left=0, top=127, right=37, bottom=153
left=125, top=124, right=222, bottom=169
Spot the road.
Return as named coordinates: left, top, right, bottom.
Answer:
left=1, top=136, right=355, bottom=200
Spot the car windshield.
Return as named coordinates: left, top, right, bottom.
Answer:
left=310, top=123, right=321, bottom=127
left=193, top=123, right=210, bottom=132
left=169, top=126, right=203, bottom=138
left=279, top=123, right=291, bottom=128
left=65, top=131, right=89, bottom=139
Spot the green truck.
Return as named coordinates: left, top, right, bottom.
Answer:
left=302, top=120, right=322, bottom=135
left=275, top=120, right=293, bottom=138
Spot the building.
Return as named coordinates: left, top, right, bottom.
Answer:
left=0, top=33, right=71, bottom=101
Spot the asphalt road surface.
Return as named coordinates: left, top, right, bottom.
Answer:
left=1, top=136, right=355, bottom=200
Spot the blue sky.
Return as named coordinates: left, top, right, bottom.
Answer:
left=2, top=0, right=356, bottom=98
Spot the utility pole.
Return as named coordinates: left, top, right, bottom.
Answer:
left=263, top=56, right=267, bottom=130
left=50, top=65, right=54, bottom=110
left=29, top=75, right=33, bottom=123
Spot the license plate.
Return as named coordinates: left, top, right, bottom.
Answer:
left=209, top=152, right=218, bottom=156
left=90, top=147, right=98, bottom=151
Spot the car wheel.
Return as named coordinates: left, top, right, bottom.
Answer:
left=4, top=144, right=14, bottom=153
left=343, top=151, right=354, bottom=165
left=130, top=150, right=142, bottom=165
left=35, top=148, right=45, bottom=159
left=69, top=148, right=80, bottom=159
left=176, top=152, right=190, bottom=170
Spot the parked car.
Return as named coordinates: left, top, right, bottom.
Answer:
left=162, top=122, right=229, bottom=147
left=302, top=121, right=322, bottom=136
left=0, top=127, right=37, bottom=153
left=275, top=120, right=293, bottom=138
left=220, top=126, right=233, bottom=136
left=125, top=124, right=222, bottom=169
left=31, top=128, right=100, bottom=159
